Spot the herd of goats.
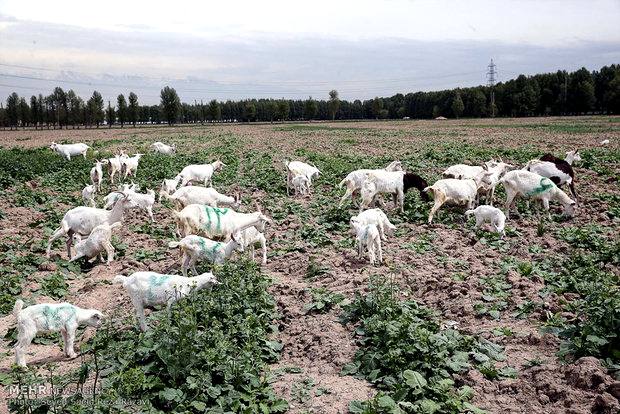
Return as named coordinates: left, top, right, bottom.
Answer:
left=12, top=139, right=588, bottom=368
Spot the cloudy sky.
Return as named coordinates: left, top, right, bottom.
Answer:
left=1, top=0, right=619, bottom=104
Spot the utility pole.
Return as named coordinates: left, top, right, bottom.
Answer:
left=487, top=59, right=497, bottom=117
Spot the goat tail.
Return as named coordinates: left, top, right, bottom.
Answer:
left=465, top=209, right=475, bottom=216
left=339, top=177, right=353, bottom=189
left=168, top=241, right=181, bottom=249
left=113, top=275, right=127, bottom=285
left=423, top=185, right=434, bottom=193
left=13, top=299, right=24, bottom=317
left=109, top=222, right=122, bottom=230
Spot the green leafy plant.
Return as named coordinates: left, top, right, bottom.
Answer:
left=303, top=287, right=345, bottom=314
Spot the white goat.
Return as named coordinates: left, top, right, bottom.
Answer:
left=114, top=271, right=219, bottom=331
left=359, top=170, right=430, bottom=213
left=465, top=205, right=506, bottom=236
left=150, top=142, right=176, bottom=155
left=424, top=174, right=489, bottom=224
left=163, top=186, right=241, bottom=210
left=284, top=160, right=320, bottom=195
left=499, top=170, right=576, bottom=219
left=103, top=183, right=139, bottom=210
left=159, top=178, right=180, bottom=201
left=82, top=184, right=97, bottom=208
left=442, top=164, right=484, bottom=179
left=600, top=139, right=610, bottom=146
left=338, top=161, right=402, bottom=206
left=102, top=152, right=127, bottom=183
left=122, top=153, right=143, bottom=179
left=46, top=192, right=130, bottom=258
left=70, top=222, right=121, bottom=264
left=90, top=160, right=104, bottom=191
left=13, top=300, right=103, bottom=367
left=176, top=161, right=226, bottom=187
left=173, top=205, right=271, bottom=239
left=478, top=161, right=513, bottom=205
left=49, top=142, right=90, bottom=160
left=564, top=150, right=582, bottom=165
left=291, top=174, right=311, bottom=196
left=235, top=226, right=268, bottom=265
left=168, top=234, right=244, bottom=276
left=350, top=208, right=396, bottom=241
left=127, top=189, right=156, bottom=222
left=350, top=220, right=383, bottom=265
left=524, top=159, right=577, bottom=201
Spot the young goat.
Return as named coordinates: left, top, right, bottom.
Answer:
left=150, top=141, right=176, bottom=155
left=121, top=153, right=143, bottom=179
left=350, top=208, right=396, bottom=241
left=465, top=205, right=506, bottom=237
left=284, top=161, right=320, bottom=194
left=46, top=192, right=131, bottom=258
left=424, top=173, right=489, bottom=224
left=90, top=160, right=104, bottom=191
left=291, top=174, right=311, bottom=196
left=168, top=234, right=244, bottom=276
left=114, top=271, right=219, bottom=331
left=49, top=142, right=90, bottom=160
left=235, top=226, right=268, bottom=265
left=173, top=205, right=271, bottom=239
left=82, top=184, right=97, bottom=208
left=500, top=170, right=576, bottom=220
left=70, top=222, right=121, bottom=264
left=524, top=159, right=577, bottom=202
left=175, top=161, right=226, bottom=187
left=338, top=160, right=402, bottom=206
left=360, top=171, right=429, bottom=212
left=442, top=164, right=484, bottom=179
left=478, top=161, right=513, bottom=205
left=350, top=220, right=383, bottom=265
left=163, top=186, right=241, bottom=210
left=13, top=300, right=103, bottom=367
left=127, top=189, right=156, bottom=222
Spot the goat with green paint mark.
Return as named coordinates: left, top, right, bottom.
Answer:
left=13, top=300, right=103, bottom=367
left=173, top=204, right=272, bottom=239
left=114, top=271, right=219, bottom=331
left=169, top=234, right=244, bottom=276
left=500, top=170, right=576, bottom=220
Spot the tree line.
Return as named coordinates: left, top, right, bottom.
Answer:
left=1, top=64, right=619, bottom=129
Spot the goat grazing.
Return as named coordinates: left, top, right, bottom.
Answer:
left=338, top=161, right=402, bottom=206
left=176, top=161, right=226, bottom=187
left=150, top=141, right=176, bottom=155
left=158, top=178, right=180, bottom=201
left=13, top=300, right=103, bottom=367
left=70, top=222, right=121, bottom=264
left=360, top=171, right=429, bottom=212
left=465, top=205, right=506, bottom=236
left=168, top=234, right=244, bottom=276
left=524, top=158, right=577, bottom=201
left=291, top=174, right=311, bottom=196
left=350, top=208, right=396, bottom=241
left=46, top=192, right=131, bottom=258
left=478, top=161, right=513, bottom=205
left=350, top=220, right=383, bottom=265
left=163, top=186, right=241, bottom=210
left=173, top=205, right=271, bottom=239
left=82, top=184, right=97, bottom=208
left=442, top=164, right=484, bottom=179
left=114, top=271, right=219, bottom=331
left=284, top=160, right=320, bottom=195
left=103, top=183, right=138, bottom=209
left=235, top=226, right=268, bottom=265
left=127, top=189, right=156, bottom=222
left=500, top=170, right=576, bottom=219
left=122, top=153, right=143, bottom=179
left=90, top=160, right=104, bottom=191
left=102, top=152, right=127, bottom=183
left=49, top=142, right=90, bottom=160
left=424, top=173, right=489, bottom=224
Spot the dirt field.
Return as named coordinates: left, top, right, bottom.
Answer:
left=0, top=117, right=619, bottom=413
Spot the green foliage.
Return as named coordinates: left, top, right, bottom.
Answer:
left=303, top=287, right=345, bottom=314
left=343, top=277, right=505, bottom=412
left=40, top=272, right=69, bottom=299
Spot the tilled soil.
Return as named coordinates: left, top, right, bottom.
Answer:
left=0, top=118, right=619, bottom=414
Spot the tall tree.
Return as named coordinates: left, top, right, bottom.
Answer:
left=451, top=91, right=464, bottom=118
left=106, top=101, right=115, bottom=128
left=30, top=95, right=39, bottom=129
left=6, top=92, right=19, bottom=129
left=66, top=90, right=84, bottom=128
left=87, top=91, right=105, bottom=127
left=277, top=100, right=290, bottom=121
left=208, top=99, right=221, bottom=121
left=18, top=97, right=30, bottom=127
left=304, top=96, right=318, bottom=120
left=328, top=90, right=340, bottom=120
left=371, top=97, right=383, bottom=119
left=128, top=92, right=139, bottom=126
left=243, top=101, right=257, bottom=122
left=116, top=94, right=127, bottom=127
left=51, top=87, right=67, bottom=128
left=160, top=86, right=181, bottom=125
